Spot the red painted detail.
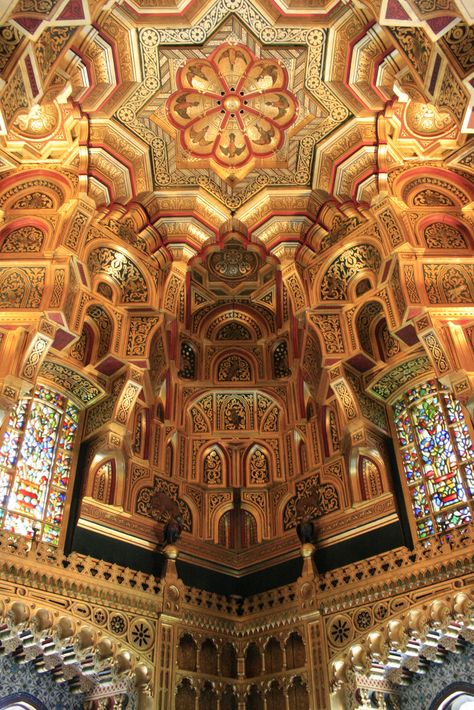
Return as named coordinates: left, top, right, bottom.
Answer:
left=121, top=0, right=341, bottom=21
left=95, top=356, right=124, bottom=375
left=57, top=0, right=85, bottom=21
left=12, top=16, right=42, bottom=34
left=347, top=353, right=375, bottom=372
left=395, top=324, right=419, bottom=346
left=385, top=0, right=410, bottom=21
left=24, top=55, right=39, bottom=97
left=426, top=16, right=455, bottom=35
left=47, top=312, right=66, bottom=325
left=77, top=262, right=87, bottom=285
left=51, top=330, right=75, bottom=349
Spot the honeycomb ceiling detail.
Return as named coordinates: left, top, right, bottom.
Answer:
left=166, top=43, right=298, bottom=179
left=0, top=0, right=472, bottom=580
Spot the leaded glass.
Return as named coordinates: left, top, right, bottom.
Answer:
left=465, top=465, right=474, bottom=496
left=394, top=379, right=474, bottom=541
left=0, top=385, right=79, bottom=544
left=436, top=506, right=471, bottom=531
left=402, top=447, right=422, bottom=482
left=410, top=484, right=429, bottom=519
left=415, top=518, right=434, bottom=539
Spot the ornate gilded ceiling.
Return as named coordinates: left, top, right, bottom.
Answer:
left=0, top=0, right=472, bottom=224
left=0, top=0, right=473, bottom=579
left=165, top=43, right=298, bottom=179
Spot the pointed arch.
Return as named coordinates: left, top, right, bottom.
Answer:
left=202, top=444, right=227, bottom=486
left=245, top=444, right=271, bottom=485
left=84, top=450, right=126, bottom=508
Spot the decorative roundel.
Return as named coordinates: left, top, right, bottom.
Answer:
left=328, top=614, right=353, bottom=648
left=166, top=42, right=297, bottom=169
left=354, top=607, right=373, bottom=632
left=93, top=607, right=108, bottom=626
left=209, top=244, right=258, bottom=280
left=109, top=612, right=128, bottom=636
left=374, top=601, right=389, bottom=622
left=129, top=617, right=155, bottom=651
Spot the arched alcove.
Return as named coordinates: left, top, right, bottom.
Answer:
left=265, top=681, right=285, bottom=710
left=245, top=642, right=262, bottom=678
left=246, top=686, right=263, bottom=710
left=287, top=677, right=310, bottom=710
left=220, top=642, right=237, bottom=678
left=221, top=686, right=237, bottom=710
left=91, top=459, right=116, bottom=504
left=200, top=639, right=218, bottom=676
left=285, top=632, right=306, bottom=669
left=199, top=681, right=217, bottom=710
left=177, top=634, right=197, bottom=672
left=359, top=455, right=384, bottom=500
left=175, top=678, right=196, bottom=710
left=264, top=637, right=283, bottom=674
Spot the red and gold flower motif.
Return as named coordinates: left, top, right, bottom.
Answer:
left=166, top=43, right=297, bottom=173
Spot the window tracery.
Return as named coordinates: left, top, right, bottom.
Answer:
left=91, top=459, right=115, bottom=504
left=204, top=448, right=224, bottom=485
left=393, top=380, right=474, bottom=540
left=216, top=353, right=251, bottom=382
left=178, top=341, right=196, bottom=379
left=218, top=508, right=257, bottom=549
left=0, top=385, right=79, bottom=545
left=273, top=340, right=291, bottom=378
left=248, top=447, right=270, bottom=484
left=359, top=456, right=383, bottom=500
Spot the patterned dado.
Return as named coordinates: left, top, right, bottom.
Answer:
left=0, top=0, right=472, bottom=706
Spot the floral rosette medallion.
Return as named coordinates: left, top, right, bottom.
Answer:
left=166, top=43, right=297, bottom=176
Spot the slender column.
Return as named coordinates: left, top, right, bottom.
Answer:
left=228, top=442, right=244, bottom=487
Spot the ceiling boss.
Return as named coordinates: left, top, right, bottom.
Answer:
left=166, top=43, right=298, bottom=180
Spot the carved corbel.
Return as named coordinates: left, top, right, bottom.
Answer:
left=162, top=256, right=190, bottom=316
left=272, top=242, right=308, bottom=315
left=414, top=312, right=455, bottom=377
left=112, top=367, right=143, bottom=430
left=328, top=365, right=360, bottom=424
left=309, top=310, right=347, bottom=363
left=19, top=317, right=58, bottom=383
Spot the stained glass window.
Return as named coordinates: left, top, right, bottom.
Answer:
left=393, top=380, right=474, bottom=541
left=0, top=385, right=79, bottom=545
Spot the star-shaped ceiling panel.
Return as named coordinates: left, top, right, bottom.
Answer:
left=166, top=44, right=297, bottom=176
left=114, top=9, right=345, bottom=208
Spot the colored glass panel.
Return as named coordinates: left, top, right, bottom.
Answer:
left=4, top=511, right=37, bottom=538
left=394, top=379, right=474, bottom=541
left=52, top=451, right=73, bottom=489
left=0, top=398, right=28, bottom=467
left=9, top=400, right=60, bottom=519
left=410, top=484, right=430, bottom=518
left=43, top=523, right=60, bottom=545
left=415, top=518, right=434, bottom=539
left=402, top=447, right=422, bottom=482
left=46, top=488, right=66, bottom=526
left=0, top=386, right=78, bottom=544
left=465, top=465, right=474, bottom=496
left=428, top=472, right=465, bottom=512
left=435, top=506, right=471, bottom=532
left=394, top=410, right=414, bottom=446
